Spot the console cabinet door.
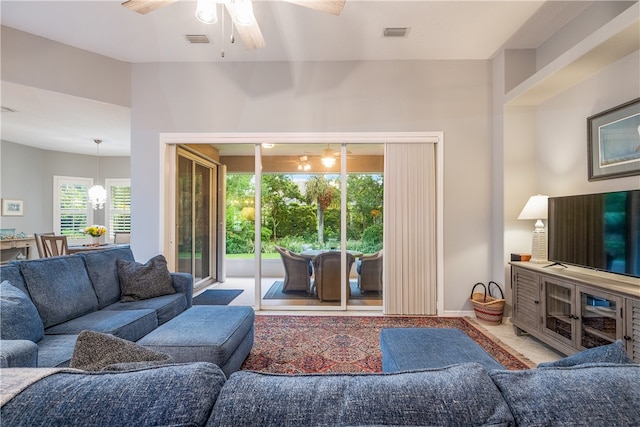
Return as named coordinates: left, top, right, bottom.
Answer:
left=512, top=267, right=541, bottom=332
left=626, top=298, right=640, bottom=363
left=578, top=287, right=623, bottom=350
left=542, top=278, right=575, bottom=346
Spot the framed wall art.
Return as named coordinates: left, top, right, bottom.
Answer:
left=1, top=199, right=24, bottom=216
left=587, top=98, right=640, bottom=181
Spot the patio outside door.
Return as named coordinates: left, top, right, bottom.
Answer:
left=176, top=148, right=217, bottom=286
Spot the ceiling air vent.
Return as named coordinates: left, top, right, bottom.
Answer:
left=383, top=27, right=411, bottom=38
left=185, top=34, right=210, bottom=44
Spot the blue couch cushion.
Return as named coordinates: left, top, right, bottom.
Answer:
left=20, top=256, right=99, bottom=328
left=0, top=340, right=38, bottom=368
left=0, top=281, right=44, bottom=342
left=537, top=339, right=633, bottom=367
left=208, top=363, right=515, bottom=427
left=78, top=247, right=135, bottom=309
left=117, top=255, right=175, bottom=302
left=0, top=263, right=29, bottom=297
left=137, top=306, right=254, bottom=374
left=0, top=362, right=226, bottom=426
left=36, top=335, right=79, bottom=368
left=103, top=293, right=187, bottom=325
left=490, top=363, right=640, bottom=427
left=44, top=309, right=158, bottom=343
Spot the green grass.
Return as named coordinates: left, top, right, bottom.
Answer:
left=225, top=253, right=279, bottom=259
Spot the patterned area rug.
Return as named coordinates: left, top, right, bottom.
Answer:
left=241, top=315, right=534, bottom=373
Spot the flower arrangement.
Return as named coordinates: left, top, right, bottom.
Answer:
left=84, top=225, right=107, bottom=238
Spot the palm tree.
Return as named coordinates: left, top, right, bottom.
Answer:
left=305, top=175, right=334, bottom=244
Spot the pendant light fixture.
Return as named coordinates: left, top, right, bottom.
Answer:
left=88, top=139, right=107, bottom=210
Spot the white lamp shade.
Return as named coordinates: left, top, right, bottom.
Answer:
left=517, top=195, right=549, bottom=220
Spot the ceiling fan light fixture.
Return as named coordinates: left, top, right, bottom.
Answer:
left=233, top=0, right=256, bottom=26
left=321, top=147, right=336, bottom=168
left=298, top=155, right=311, bottom=171
left=196, top=0, right=218, bottom=24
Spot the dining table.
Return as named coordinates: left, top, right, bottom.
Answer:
left=300, top=249, right=363, bottom=260
left=67, top=243, right=130, bottom=254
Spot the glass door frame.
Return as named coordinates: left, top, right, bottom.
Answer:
left=161, top=132, right=444, bottom=313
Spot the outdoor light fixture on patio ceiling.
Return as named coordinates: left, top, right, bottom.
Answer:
left=321, top=145, right=336, bottom=168
left=88, top=139, right=107, bottom=210
left=298, top=156, right=311, bottom=171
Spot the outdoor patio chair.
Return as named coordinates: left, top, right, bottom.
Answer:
left=275, top=245, right=312, bottom=293
left=357, top=250, right=383, bottom=293
left=312, top=251, right=355, bottom=302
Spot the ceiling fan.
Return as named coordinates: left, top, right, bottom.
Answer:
left=121, top=0, right=346, bottom=51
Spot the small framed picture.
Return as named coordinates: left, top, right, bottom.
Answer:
left=1, top=199, right=24, bottom=216
left=587, top=98, right=640, bottom=181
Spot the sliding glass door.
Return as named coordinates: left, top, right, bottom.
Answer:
left=176, top=148, right=217, bottom=286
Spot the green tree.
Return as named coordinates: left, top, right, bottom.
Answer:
left=305, top=175, right=334, bottom=243
left=261, top=174, right=304, bottom=239
left=347, top=175, right=383, bottom=236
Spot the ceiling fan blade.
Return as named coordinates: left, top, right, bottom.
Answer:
left=225, top=4, right=266, bottom=50
left=283, top=0, right=346, bottom=16
left=121, top=0, right=177, bottom=14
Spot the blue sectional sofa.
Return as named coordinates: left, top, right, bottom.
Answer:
left=0, top=247, right=254, bottom=376
left=1, top=345, right=639, bottom=426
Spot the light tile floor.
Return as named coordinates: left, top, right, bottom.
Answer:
left=201, top=278, right=566, bottom=366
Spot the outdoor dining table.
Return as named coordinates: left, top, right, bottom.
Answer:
left=300, top=249, right=363, bottom=260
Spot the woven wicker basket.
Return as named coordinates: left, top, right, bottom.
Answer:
left=470, top=282, right=505, bottom=326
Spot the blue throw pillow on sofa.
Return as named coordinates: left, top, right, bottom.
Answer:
left=490, top=364, right=640, bottom=426
left=0, top=280, right=44, bottom=342
left=537, top=339, right=633, bottom=367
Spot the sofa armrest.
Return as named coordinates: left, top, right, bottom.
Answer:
left=0, top=340, right=38, bottom=368
left=171, top=272, right=193, bottom=308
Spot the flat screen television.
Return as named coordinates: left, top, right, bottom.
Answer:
left=548, top=189, right=640, bottom=278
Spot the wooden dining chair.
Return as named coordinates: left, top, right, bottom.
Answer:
left=34, top=232, right=55, bottom=258
left=40, top=235, right=69, bottom=257
left=113, top=231, right=131, bottom=244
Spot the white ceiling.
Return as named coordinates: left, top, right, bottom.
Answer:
left=0, top=0, right=593, bottom=156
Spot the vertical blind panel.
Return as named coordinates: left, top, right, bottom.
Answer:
left=384, top=143, right=437, bottom=315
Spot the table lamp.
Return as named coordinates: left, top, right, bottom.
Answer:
left=518, top=194, right=549, bottom=263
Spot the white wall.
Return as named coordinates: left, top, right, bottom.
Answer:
left=537, top=51, right=640, bottom=196
left=0, top=140, right=130, bottom=242
left=131, top=60, right=494, bottom=312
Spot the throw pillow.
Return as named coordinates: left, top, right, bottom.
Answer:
left=489, top=364, right=640, bottom=426
left=69, top=330, right=173, bottom=371
left=537, top=339, right=633, bottom=367
left=117, top=255, right=175, bottom=302
left=0, top=280, right=44, bottom=342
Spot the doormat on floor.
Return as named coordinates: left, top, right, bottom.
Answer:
left=192, top=289, right=243, bottom=305
left=241, top=315, right=535, bottom=374
left=263, top=280, right=381, bottom=300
